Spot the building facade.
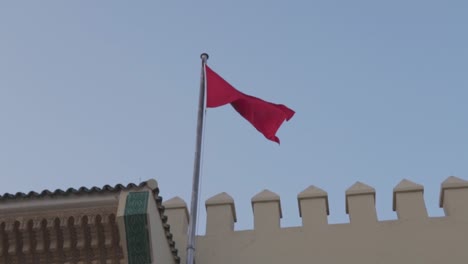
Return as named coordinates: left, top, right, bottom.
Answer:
left=1, top=176, right=468, bottom=264
left=0, top=180, right=178, bottom=264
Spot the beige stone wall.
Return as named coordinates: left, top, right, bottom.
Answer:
left=117, top=188, right=177, bottom=264
left=163, top=197, right=189, bottom=263
left=164, top=176, right=468, bottom=264
left=146, top=191, right=177, bottom=264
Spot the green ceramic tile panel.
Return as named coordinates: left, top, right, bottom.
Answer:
left=125, top=191, right=151, bottom=264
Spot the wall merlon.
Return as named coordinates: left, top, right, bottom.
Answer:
left=393, top=179, right=423, bottom=194
left=162, top=197, right=189, bottom=235
left=439, top=176, right=468, bottom=207
left=251, top=189, right=282, bottom=231
left=251, top=189, right=280, bottom=202
left=163, top=197, right=188, bottom=216
left=297, top=186, right=329, bottom=227
left=162, top=196, right=188, bottom=263
left=393, top=179, right=427, bottom=220
left=346, top=181, right=376, bottom=197
left=205, top=192, right=237, bottom=221
left=439, top=176, right=468, bottom=219
left=345, top=182, right=377, bottom=224
left=205, top=193, right=236, bottom=235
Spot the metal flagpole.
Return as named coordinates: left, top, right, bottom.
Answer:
left=186, top=53, right=209, bottom=264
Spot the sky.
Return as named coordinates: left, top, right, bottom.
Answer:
left=0, top=1, right=467, bottom=233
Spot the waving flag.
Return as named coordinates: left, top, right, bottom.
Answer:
left=205, top=65, right=295, bottom=143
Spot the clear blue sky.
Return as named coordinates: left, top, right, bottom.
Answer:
left=1, top=1, right=467, bottom=233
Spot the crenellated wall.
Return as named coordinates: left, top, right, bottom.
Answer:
left=163, top=176, right=468, bottom=264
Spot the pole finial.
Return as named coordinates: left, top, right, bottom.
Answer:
left=200, top=53, right=209, bottom=62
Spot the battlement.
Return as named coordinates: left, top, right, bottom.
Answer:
left=163, top=176, right=468, bottom=264
left=165, top=176, right=468, bottom=233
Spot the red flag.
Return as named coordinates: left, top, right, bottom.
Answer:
left=205, top=65, right=295, bottom=143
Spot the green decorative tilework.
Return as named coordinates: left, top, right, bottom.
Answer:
left=125, top=191, right=152, bottom=264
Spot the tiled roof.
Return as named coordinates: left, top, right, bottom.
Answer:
left=0, top=182, right=147, bottom=200
left=0, top=180, right=180, bottom=263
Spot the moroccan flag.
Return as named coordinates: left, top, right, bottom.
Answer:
left=205, top=65, right=295, bottom=143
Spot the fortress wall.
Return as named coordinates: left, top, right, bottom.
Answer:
left=164, top=176, right=468, bottom=264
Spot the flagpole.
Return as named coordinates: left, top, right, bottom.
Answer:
left=186, top=53, right=209, bottom=264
